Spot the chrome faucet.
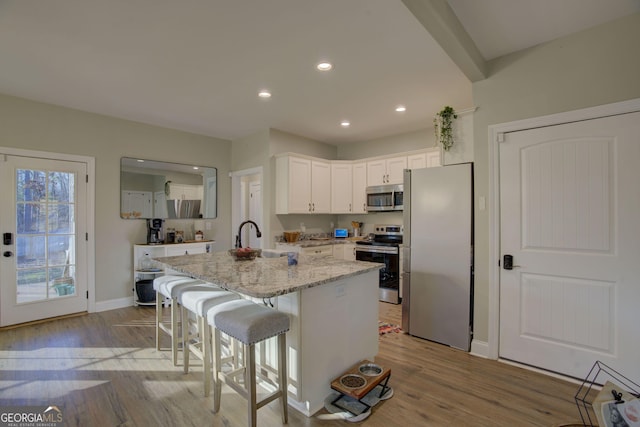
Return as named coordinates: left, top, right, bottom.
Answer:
left=235, top=220, right=262, bottom=248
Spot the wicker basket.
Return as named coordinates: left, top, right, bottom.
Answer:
left=228, top=248, right=262, bottom=260
left=283, top=231, right=300, bottom=243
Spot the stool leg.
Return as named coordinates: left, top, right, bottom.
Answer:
left=155, top=291, right=162, bottom=351
left=170, top=297, right=180, bottom=366
left=278, top=333, right=288, bottom=424
left=213, top=328, right=223, bottom=413
left=202, top=317, right=212, bottom=397
left=182, top=306, right=190, bottom=373
left=246, top=343, right=257, bottom=427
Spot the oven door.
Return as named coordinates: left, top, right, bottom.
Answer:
left=355, top=246, right=400, bottom=304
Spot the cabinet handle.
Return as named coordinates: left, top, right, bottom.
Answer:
left=308, top=203, right=312, bottom=212
left=349, top=203, right=352, bottom=212
left=363, top=203, right=366, bottom=211
left=312, top=203, right=315, bottom=211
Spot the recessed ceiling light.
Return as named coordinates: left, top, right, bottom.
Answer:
left=193, top=166, right=199, bottom=170
left=395, top=105, right=407, bottom=112
left=258, top=90, right=272, bottom=98
left=136, top=159, right=144, bottom=163
left=317, top=62, right=333, bottom=71
left=340, top=121, right=350, bottom=127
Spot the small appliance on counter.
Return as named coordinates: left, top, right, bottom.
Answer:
left=146, top=218, right=164, bottom=244
left=334, top=228, right=348, bottom=238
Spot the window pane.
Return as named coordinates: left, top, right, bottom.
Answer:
left=50, top=266, right=75, bottom=298
left=48, top=171, right=75, bottom=203
left=17, top=169, right=46, bottom=202
left=48, top=235, right=74, bottom=266
left=17, top=203, right=46, bottom=234
left=17, top=268, right=47, bottom=303
left=49, top=204, right=74, bottom=234
left=16, top=236, right=46, bottom=268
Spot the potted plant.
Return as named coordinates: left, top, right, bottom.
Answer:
left=434, top=106, right=457, bottom=151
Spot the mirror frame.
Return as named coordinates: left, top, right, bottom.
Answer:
left=120, top=157, right=217, bottom=219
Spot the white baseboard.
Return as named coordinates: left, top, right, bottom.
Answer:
left=470, top=339, right=490, bottom=359
left=95, top=297, right=134, bottom=312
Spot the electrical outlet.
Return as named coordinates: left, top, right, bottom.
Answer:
left=205, top=221, right=212, bottom=230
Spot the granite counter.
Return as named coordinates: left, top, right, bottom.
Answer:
left=152, top=251, right=380, bottom=298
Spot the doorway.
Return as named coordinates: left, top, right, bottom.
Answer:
left=490, top=100, right=640, bottom=381
left=230, top=167, right=264, bottom=249
left=0, top=149, right=95, bottom=326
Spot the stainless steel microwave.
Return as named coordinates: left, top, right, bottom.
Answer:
left=366, top=184, right=403, bottom=212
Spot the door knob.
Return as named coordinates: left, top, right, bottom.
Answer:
left=3, top=251, right=13, bottom=258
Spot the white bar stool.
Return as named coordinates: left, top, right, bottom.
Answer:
left=207, top=299, right=290, bottom=427
left=153, top=275, right=209, bottom=365
left=179, top=287, right=240, bottom=396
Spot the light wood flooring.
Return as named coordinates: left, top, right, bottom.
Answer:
left=0, top=303, right=583, bottom=426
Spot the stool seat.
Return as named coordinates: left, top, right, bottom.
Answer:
left=180, top=287, right=240, bottom=397
left=207, top=299, right=290, bottom=345
left=154, top=275, right=212, bottom=366
left=208, top=299, right=290, bottom=426
left=180, top=289, right=240, bottom=316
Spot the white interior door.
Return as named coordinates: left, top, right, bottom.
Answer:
left=248, top=180, right=262, bottom=248
left=0, top=155, right=88, bottom=326
left=499, top=111, right=640, bottom=380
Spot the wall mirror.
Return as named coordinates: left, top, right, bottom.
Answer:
left=120, top=157, right=217, bottom=219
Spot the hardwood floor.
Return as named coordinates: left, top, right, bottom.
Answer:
left=0, top=303, right=583, bottom=426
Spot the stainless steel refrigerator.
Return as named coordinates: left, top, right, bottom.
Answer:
left=402, top=163, right=473, bottom=351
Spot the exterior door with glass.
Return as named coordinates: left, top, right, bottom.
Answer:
left=0, top=155, right=88, bottom=326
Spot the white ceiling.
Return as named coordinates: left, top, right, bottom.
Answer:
left=0, top=1, right=638, bottom=146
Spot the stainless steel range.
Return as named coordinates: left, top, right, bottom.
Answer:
left=355, top=224, right=402, bottom=304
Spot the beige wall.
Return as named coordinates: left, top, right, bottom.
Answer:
left=337, top=128, right=435, bottom=160
left=0, top=94, right=232, bottom=304
left=471, top=12, right=640, bottom=343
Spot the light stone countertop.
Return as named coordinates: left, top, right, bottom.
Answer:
left=277, top=237, right=365, bottom=248
left=152, top=251, right=381, bottom=298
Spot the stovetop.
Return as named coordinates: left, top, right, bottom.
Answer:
left=356, top=224, right=403, bottom=246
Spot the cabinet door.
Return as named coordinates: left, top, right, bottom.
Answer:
left=331, top=163, right=352, bottom=213
left=311, top=160, right=331, bottom=213
left=367, top=159, right=387, bottom=186
left=386, top=156, right=407, bottom=184
left=426, top=150, right=442, bottom=167
left=352, top=162, right=368, bottom=214
left=407, top=153, right=427, bottom=170
left=332, top=244, right=344, bottom=259
left=343, top=243, right=356, bottom=261
left=289, top=157, right=312, bottom=213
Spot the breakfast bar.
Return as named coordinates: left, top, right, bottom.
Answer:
left=153, top=251, right=381, bottom=416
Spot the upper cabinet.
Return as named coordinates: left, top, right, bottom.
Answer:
left=367, top=156, right=407, bottom=186
left=276, top=148, right=443, bottom=214
left=352, top=162, right=367, bottom=214
left=276, top=155, right=331, bottom=214
left=331, top=162, right=353, bottom=214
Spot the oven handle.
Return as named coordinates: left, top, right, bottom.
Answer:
left=355, top=246, right=399, bottom=255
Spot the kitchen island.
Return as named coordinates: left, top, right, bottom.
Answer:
left=153, top=251, right=381, bottom=416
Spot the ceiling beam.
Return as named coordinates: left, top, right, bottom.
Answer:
left=402, top=0, right=487, bottom=82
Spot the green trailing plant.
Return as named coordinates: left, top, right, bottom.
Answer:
left=434, top=106, right=457, bottom=151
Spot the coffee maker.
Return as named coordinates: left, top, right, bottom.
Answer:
left=146, top=218, right=164, bottom=244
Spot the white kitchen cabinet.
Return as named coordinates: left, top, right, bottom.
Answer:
left=301, top=245, right=333, bottom=257
left=330, top=162, right=352, bottom=213
left=167, top=182, right=203, bottom=200
left=276, top=155, right=331, bottom=214
left=352, top=162, right=368, bottom=214
left=132, top=242, right=209, bottom=306
left=332, top=243, right=356, bottom=260
left=407, top=152, right=427, bottom=169
left=425, top=149, right=442, bottom=167
left=275, top=243, right=333, bottom=257
left=367, top=156, right=407, bottom=186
